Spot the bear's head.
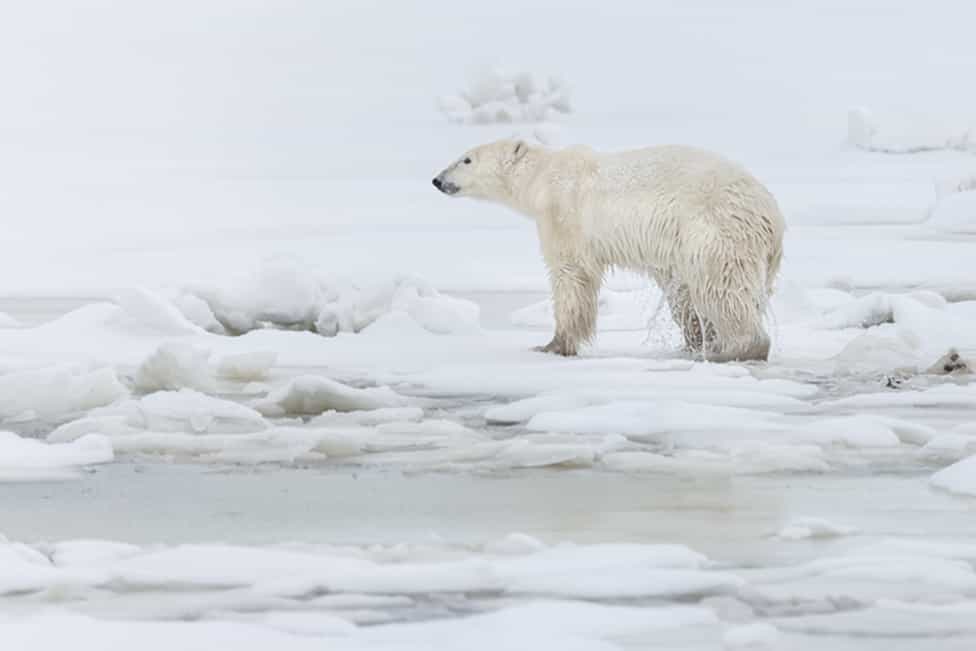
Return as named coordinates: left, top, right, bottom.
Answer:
left=432, top=139, right=530, bottom=200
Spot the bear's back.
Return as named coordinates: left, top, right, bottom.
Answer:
left=595, top=144, right=752, bottom=192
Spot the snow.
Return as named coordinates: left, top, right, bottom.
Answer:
left=253, top=376, right=408, bottom=417
left=115, top=287, right=204, bottom=335
left=46, top=390, right=269, bottom=443
left=0, top=364, right=127, bottom=421
left=930, top=455, right=976, bottom=497
left=0, top=431, right=112, bottom=480
left=723, top=622, right=780, bottom=649
left=0, top=312, right=24, bottom=328
left=180, top=261, right=480, bottom=337
left=6, top=531, right=976, bottom=648
left=777, top=517, right=858, bottom=541
left=511, top=287, right=667, bottom=332
left=216, top=351, right=277, bottom=382
left=0, top=602, right=718, bottom=651
left=928, top=189, right=976, bottom=234
left=526, top=401, right=779, bottom=441
left=134, top=342, right=215, bottom=393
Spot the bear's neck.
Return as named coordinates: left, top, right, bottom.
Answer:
left=502, top=148, right=557, bottom=220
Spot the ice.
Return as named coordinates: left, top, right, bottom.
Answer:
left=180, top=261, right=480, bottom=337
left=723, top=622, right=780, bottom=649
left=253, top=376, right=408, bottom=417
left=48, top=390, right=270, bottom=442
left=0, top=601, right=718, bottom=651
left=0, top=431, right=112, bottom=480
left=923, top=433, right=976, bottom=460
left=115, top=287, right=204, bottom=335
left=308, top=407, right=424, bottom=427
left=487, top=387, right=805, bottom=426
left=818, top=292, right=946, bottom=330
left=776, top=517, right=858, bottom=541
left=527, top=400, right=779, bottom=441
left=483, top=533, right=547, bottom=555
left=216, top=351, right=278, bottom=382
left=930, top=454, right=976, bottom=497
left=791, top=417, right=901, bottom=449
left=846, top=107, right=878, bottom=150
left=437, top=67, right=571, bottom=124
left=511, top=287, right=665, bottom=331
left=928, top=189, right=976, bottom=234
left=262, top=612, right=357, bottom=637
left=825, top=384, right=976, bottom=410
left=170, top=292, right=225, bottom=333
left=0, top=364, right=127, bottom=421
left=0, top=534, right=729, bottom=639
left=0, top=536, right=719, bottom=601
left=772, top=601, right=976, bottom=637
left=134, top=342, right=215, bottom=393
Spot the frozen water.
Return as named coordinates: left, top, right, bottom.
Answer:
left=0, top=431, right=112, bottom=480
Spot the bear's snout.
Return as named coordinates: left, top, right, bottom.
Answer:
left=431, top=174, right=459, bottom=196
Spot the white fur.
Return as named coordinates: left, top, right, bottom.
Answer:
left=433, top=139, right=785, bottom=361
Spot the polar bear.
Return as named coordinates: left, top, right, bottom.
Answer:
left=432, top=140, right=785, bottom=361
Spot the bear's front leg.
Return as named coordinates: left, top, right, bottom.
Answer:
left=535, top=264, right=601, bottom=356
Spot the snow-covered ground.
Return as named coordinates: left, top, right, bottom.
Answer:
left=2, top=1, right=976, bottom=649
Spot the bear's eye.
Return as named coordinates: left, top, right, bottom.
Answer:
left=463, top=157, right=471, bottom=164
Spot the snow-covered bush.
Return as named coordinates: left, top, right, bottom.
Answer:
left=437, top=67, right=571, bottom=124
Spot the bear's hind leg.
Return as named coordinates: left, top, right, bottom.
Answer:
left=535, top=264, right=601, bottom=356
left=667, top=283, right=718, bottom=354
left=697, top=292, right=770, bottom=362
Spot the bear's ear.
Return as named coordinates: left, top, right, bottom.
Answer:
left=512, top=140, right=528, bottom=162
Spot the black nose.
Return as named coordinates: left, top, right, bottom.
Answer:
left=432, top=178, right=442, bottom=189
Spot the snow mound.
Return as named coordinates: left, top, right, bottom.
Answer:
left=253, top=376, right=408, bottom=417
left=931, top=454, right=976, bottom=496
left=134, top=342, right=215, bottom=393
left=179, top=259, right=479, bottom=337
left=776, top=517, right=858, bottom=540
left=818, top=291, right=946, bottom=330
left=217, top=351, right=277, bottom=382
left=0, top=432, right=112, bottom=480
left=115, top=287, right=204, bottom=335
left=928, top=187, right=976, bottom=234
left=137, top=390, right=268, bottom=433
left=48, top=390, right=269, bottom=442
left=437, top=67, right=571, bottom=124
left=847, top=106, right=976, bottom=154
left=0, top=364, right=127, bottom=421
